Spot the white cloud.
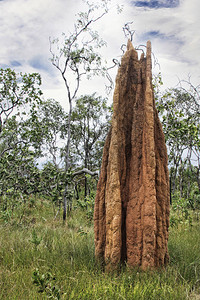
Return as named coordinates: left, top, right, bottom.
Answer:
left=0, top=0, right=80, bottom=63
left=129, top=0, right=200, bottom=86
left=0, top=0, right=199, bottom=108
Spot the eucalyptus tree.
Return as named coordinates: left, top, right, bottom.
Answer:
left=0, top=147, right=40, bottom=202
left=156, top=81, right=200, bottom=199
left=36, top=98, right=68, bottom=167
left=70, top=94, right=112, bottom=197
left=49, top=0, right=119, bottom=220
left=0, top=68, right=42, bottom=158
left=0, top=68, right=43, bottom=204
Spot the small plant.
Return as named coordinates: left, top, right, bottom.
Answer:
left=0, top=209, right=12, bottom=224
left=30, top=229, right=42, bottom=250
left=32, top=268, right=61, bottom=299
left=77, top=194, right=95, bottom=222
left=77, top=226, right=88, bottom=236
left=170, top=214, right=180, bottom=228
left=171, top=192, right=194, bottom=226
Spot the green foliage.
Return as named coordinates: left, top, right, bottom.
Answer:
left=189, top=182, right=200, bottom=210
left=0, top=68, right=44, bottom=205
left=0, top=149, right=40, bottom=198
left=156, top=87, right=200, bottom=163
left=75, top=174, right=96, bottom=221
left=0, top=68, right=42, bottom=110
left=0, top=208, right=12, bottom=224
left=170, top=196, right=193, bottom=228
left=70, top=94, right=111, bottom=170
left=154, top=74, right=200, bottom=208
left=32, top=268, right=61, bottom=299
left=0, top=68, right=42, bottom=140
left=40, top=162, right=65, bottom=206
left=36, top=98, right=68, bottom=166
left=77, top=194, right=95, bottom=221
left=30, top=229, right=42, bottom=250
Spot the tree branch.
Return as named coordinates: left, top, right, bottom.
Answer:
left=73, top=167, right=99, bottom=177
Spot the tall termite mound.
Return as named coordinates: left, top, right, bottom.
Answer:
left=94, top=40, right=170, bottom=271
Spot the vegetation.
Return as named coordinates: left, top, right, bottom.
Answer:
left=49, top=0, right=119, bottom=220
left=154, top=74, right=200, bottom=207
left=0, top=198, right=200, bottom=299
left=0, top=0, right=199, bottom=299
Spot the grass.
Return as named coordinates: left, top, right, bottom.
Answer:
left=0, top=199, right=200, bottom=299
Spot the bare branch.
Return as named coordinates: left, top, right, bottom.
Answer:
left=73, top=167, right=99, bottom=177
left=123, top=22, right=135, bottom=41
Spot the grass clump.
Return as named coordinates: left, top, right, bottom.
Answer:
left=0, top=199, right=200, bottom=299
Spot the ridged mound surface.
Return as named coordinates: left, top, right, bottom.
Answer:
left=94, top=40, right=170, bottom=271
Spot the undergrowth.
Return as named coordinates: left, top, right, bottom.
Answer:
left=0, top=199, right=200, bottom=299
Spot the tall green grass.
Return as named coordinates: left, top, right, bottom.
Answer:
left=0, top=200, right=200, bottom=299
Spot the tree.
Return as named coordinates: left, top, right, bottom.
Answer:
left=0, top=68, right=42, bottom=158
left=49, top=0, right=118, bottom=220
left=71, top=94, right=111, bottom=169
left=70, top=94, right=111, bottom=197
left=0, top=148, right=40, bottom=200
left=155, top=78, right=200, bottom=201
left=0, top=68, right=43, bottom=205
left=36, top=98, right=68, bottom=168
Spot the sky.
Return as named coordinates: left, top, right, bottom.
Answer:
left=0, top=0, right=199, bottom=110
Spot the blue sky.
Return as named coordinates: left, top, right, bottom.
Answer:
left=0, top=0, right=199, bottom=109
left=132, top=0, right=179, bottom=8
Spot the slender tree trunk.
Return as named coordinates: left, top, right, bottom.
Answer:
left=75, top=183, right=79, bottom=200
left=63, top=99, right=72, bottom=222
left=84, top=142, right=90, bottom=200
left=187, top=180, right=191, bottom=200
left=179, top=161, right=183, bottom=198
left=186, top=150, right=193, bottom=199
left=84, top=118, right=90, bottom=200
left=65, top=99, right=72, bottom=171
left=84, top=176, right=88, bottom=199
left=63, top=184, right=68, bottom=222
left=171, top=151, right=183, bottom=195
left=171, top=169, right=177, bottom=195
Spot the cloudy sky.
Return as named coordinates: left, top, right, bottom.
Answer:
left=0, top=0, right=199, bottom=109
